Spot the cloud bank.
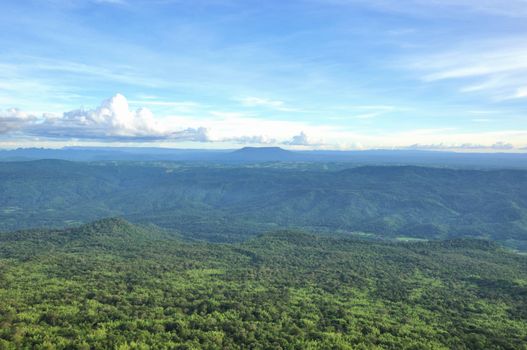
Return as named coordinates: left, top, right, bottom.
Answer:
left=0, top=94, right=301, bottom=144
left=0, top=108, right=37, bottom=134
left=1, top=94, right=525, bottom=151
left=406, top=141, right=514, bottom=151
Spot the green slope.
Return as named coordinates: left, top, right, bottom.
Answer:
left=1, top=161, right=527, bottom=247
left=0, top=219, right=526, bottom=349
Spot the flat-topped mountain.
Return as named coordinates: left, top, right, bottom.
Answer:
left=226, top=146, right=298, bottom=162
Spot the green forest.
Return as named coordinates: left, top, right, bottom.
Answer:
left=3, top=0, right=527, bottom=347
left=1, top=160, right=527, bottom=349
left=1, top=218, right=526, bottom=349
left=1, top=160, right=527, bottom=250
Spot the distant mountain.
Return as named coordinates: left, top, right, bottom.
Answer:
left=1, top=160, right=527, bottom=249
left=1, top=146, right=527, bottom=168
left=0, top=147, right=230, bottom=162
left=225, top=147, right=298, bottom=162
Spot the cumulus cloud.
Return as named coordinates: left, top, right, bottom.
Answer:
left=1, top=94, right=284, bottom=144
left=0, top=108, right=37, bottom=134
left=1, top=94, right=523, bottom=151
left=31, top=94, right=165, bottom=139
left=1, top=94, right=295, bottom=144
left=283, top=131, right=321, bottom=146
left=170, top=127, right=211, bottom=142
left=17, top=94, right=211, bottom=142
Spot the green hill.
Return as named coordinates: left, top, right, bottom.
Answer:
left=0, top=219, right=526, bottom=349
left=1, top=161, right=526, bottom=249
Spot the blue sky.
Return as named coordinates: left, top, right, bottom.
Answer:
left=1, top=0, right=526, bottom=150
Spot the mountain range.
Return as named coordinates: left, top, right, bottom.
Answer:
left=1, top=159, right=526, bottom=250
left=2, top=146, right=527, bottom=169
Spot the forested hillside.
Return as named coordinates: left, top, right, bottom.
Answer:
left=0, top=218, right=526, bottom=349
left=1, top=160, right=526, bottom=249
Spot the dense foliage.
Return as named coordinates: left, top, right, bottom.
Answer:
left=0, top=218, right=526, bottom=349
left=0, top=160, right=526, bottom=249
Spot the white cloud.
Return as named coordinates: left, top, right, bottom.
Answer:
left=240, top=97, right=284, bottom=108
left=0, top=108, right=37, bottom=134
left=282, top=131, right=322, bottom=146
left=222, top=135, right=277, bottom=144
left=406, top=39, right=527, bottom=100
left=12, top=94, right=210, bottom=142
left=491, top=141, right=515, bottom=150
left=510, top=87, right=527, bottom=100
left=127, top=99, right=200, bottom=112
left=406, top=141, right=514, bottom=151
left=285, top=131, right=310, bottom=146
left=422, top=51, right=527, bottom=81
left=32, top=94, right=166, bottom=139
left=238, top=97, right=297, bottom=112
left=1, top=95, right=303, bottom=144
left=1, top=94, right=526, bottom=151
left=171, top=127, right=211, bottom=142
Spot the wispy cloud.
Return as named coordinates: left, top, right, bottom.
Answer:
left=240, top=96, right=284, bottom=108
left=507, top=87, right=527, bottom=100
left=10, top=57, right=169, bottom=88
left=405, top=38, right=527, bottom=100
left=325, top=0, right=527, bottom=18
left=238, top=97, right=299, bottom=112
left=127, top=99, right=201, bottom=113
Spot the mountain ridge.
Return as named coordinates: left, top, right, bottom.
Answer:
left=2, top=147, right=527, bottom=168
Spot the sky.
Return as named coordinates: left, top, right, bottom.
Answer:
left=1, top=0, right=527, bottom=151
